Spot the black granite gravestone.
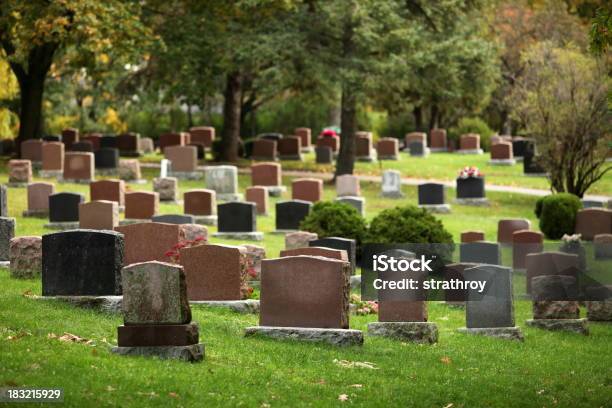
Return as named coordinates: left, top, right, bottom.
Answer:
left=523, top=142, right=546, bottom=174
left=188, top=143, right=205, bottom=160
left=258, top=133, right=283, bottom=142
left=309, top=236, right=357, bottom=274
left=460, top=241, right=501, bottom=265
left=418, top=183, right=445, bottom=205
left=70, top=141, right=94, bottom=152
left=42, top=229, right=124, bottom=296
left=49, top=192, right=85, bottom=222
left=315, top=146, right=333, bottom=164
left=100, top=135, right=118, bottom=149
left=217, top=202, right=257, bottom=233
left=117, top=133, right=140, bottom=156
left=456, top=177, right=486, bottom=199
left=151, top=214, right=196, bottom=225
left=409, top=141, right=425, bottom=156
left=95, top=148, right=120, bottom=169
left=42, top=135, right=61, bottom=142
left=275, top=200, right=312, bottom=231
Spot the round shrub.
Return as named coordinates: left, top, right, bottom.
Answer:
left=366, top=205, right=454, bottom=271
left=535, top=193, right=582, bottom=239
left=449, top=117, right=494, bottom=151
left=299, top=201, right=368, bottom=244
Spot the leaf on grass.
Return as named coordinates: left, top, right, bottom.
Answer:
left=537, top=389, right=545, bottom=395
left=334, top=359, right=379, bottom=369
left=6, top=331, right=31, bottom=341
left=106, top=386, right=116, bottom=392
left=349, top=384, right=363, bottom=388
left=22, top=290, right=36, bottom=298
left=440, top=356, right=452, bottom=365
left=137, top=391, right=158, bottom=397
left=338, top=394, right=349, bottom=402
left=58, top=332, right=94, bottom=345
left=316, top=379, right=326, bottom=385
left=168, top=392, right=179, bottom=398
left=443, top=404, right=454, bottom=408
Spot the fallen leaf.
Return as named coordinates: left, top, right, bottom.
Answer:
left=537, top=389, right=545, bottom=395
left=22, top=290, right=36, bottom=298
left=349, top=384, right=363, bottom=388
left=440, top=356, right=452, bottom=365
left=57, top=332, right=94, bottom=345
left=106, top=386, right=115, bottom=392
left=168, top=392, right=179, bottom=398
left=334, top=359, right=379, bottom=369
left=47, top=333, right=58, bottom=339
left=27, top=363, right=40, bottom=370
left=443, top=404, right=454, bottom=408
left=316, top=379, right=326, bottom=385
left=260, top=404, right=270, bottom=408
left=338, top=394, right=349, bottom=402
left=7, top=330, right=31, bottom=341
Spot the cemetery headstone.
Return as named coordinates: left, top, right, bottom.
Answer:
left=315, top=146, right=333, bottom=164
left=151, top=214, right=196, bottom=225
left=23, top=182, right=55, bottom=217
left=275, top=200, right=312, bottom=232
left=42, top=230, right=124, bottom=296
left=0, top=217, right=16, bottom=261
left=70, top=141, right=94, bottom=152
left=189, top=126, right=215, bottom=149
left=336, top=174, right=360, bottom=197
left=456, top=174, right=487, bottom=205
left=251, top=162, right=285, bottom=196
left=460, top=241, right=501, bottom=265
left=461, top=231, right=485, bottom=243
left=497, top=219, right=531, bottom=244
left=381, top=169, right=403, bottom=198
left=165, top=145, right=200, bottom=179
left=408, top=141, right=429, bottom=157
left=355, top=134, right=374, bottom=162
left=376, top=138, right=399, bottom=160
left=159, top=132, right=187, bottom=150
left=205, top=165, right=242, bottom=201
left=9, top=236, right=42, bottom=279
left=90, top=179, right=125, bottom=208
left=430, top=129, right=447, bottom=152
left=8, top=160, right=32, bottom=186
left=285, top=231, right=318, bottom=250
left=294, top=127, right=312, bottom=152
left=309, top=237, right=356, bottom=274
left=335, top=196, right=365, bottom=216
left=116, top=133, right=141, bottom=156
left=94, top=148, right=120, bottom=173
left=489, top=142, right=516, bottom=165
left=115, top=222, right=183, bottom=266
left=0, top=185, right=7, bottom=217
left=40, top=142, right=64, bottom=177
left=138, top=137, right=154, bottom=154
left=20, top=139, right=43, bottom=165
left=457, top=134, right=483, bottom=154
left=574, top=208, right=612, bottom=240
left=110, top=261, right=204, bottom=362
left=214, top=202, right=262, bottom=241
left=292, top=178, right=323, bottom=202
left=246, top=186, right=269, bottom=215
left=512, top=230, right=544, bottom=270
left=118, top=159, right=145, bottom=183
left=100, top=135, right=117, bottom=149
left=62, top=152, right=94, bottom=183
left=525, top=251, right=579, bottom=294
left=251, top=139, right=277, bottom=161
left=81, top=134, right=101, bottom=151
left=61, top=128, right=79, bottom=150
left=278, top=136, right=302, bottom=160
left=79, top=200, right=119, bottom=230
left=124, top=191, right=159, bottom=221
left=316, top=135, right=339, bottom=154
left=418, top=183, right=450, bottom=213
left=594, top=234, right=612, bottom=259
left=46, top=192, right=84, bottom=229
left=153, top=177, right=178, bottom=202
left=280, top=246, right=347, bottom=261
left=184, top=189, right=217, bottom=225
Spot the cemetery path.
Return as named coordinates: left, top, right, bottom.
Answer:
left=140, top=163, right=611, bottom=201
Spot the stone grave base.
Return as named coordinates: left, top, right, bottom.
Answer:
left=38, top=170, right=63, bottom=178
left=489, top=159, right=516, bottom=166
left=430, top=147, right=448, bottom=153
left=190, top=299, right=259, bottom=314
left=158, top=199, right=181, bottom=206
left=111, top=344, right=204, bottom=362
left=119, top=218, right=151, bottom=226
left=244, top=326, right=364, bottom=347
left=193, top=215, right=218, bottom=226
left=6, top=182, right=28, bottom=188
left=44, top=221, right=80, bottom=230
left=368, top=322, right=438, bottom=344
left=526, top=318, right=588, bottom=335
left=96, top=168, right=119, bottom=176
left=123, top=178, right=148, bottom=185
left=514, top=156, right=524, bottom=162
left=301, top=146, right=314, bottom=153
left=380, top=191, right=404, bottom=198
left=271, top=229, right=298, bottom=235
left=265, top=186, right=286, bottom=197
left=279, top=154, right=303, bottom=161
left=586, top=300, right=612, bottom=321
left=378, top=154, right=399, bottom=160
left=456, top=149, right=483, bottom=155
left=59, top=178, right=94, bottom=184
left=36, top=295, right=123, bottom=314
left=458, top=326, right=524, bottom=341
left=419, top=204, right=451, bottom=214
left=212, top=231, right=264, bottom=241
left=0, top=261, right=9, bottom=268
left=217, top=193, right=244, bottom=202
left=169, top=171, right=203, bottom=180
left=22, top=209, right=49, bottom=218
left=455, top=198, right=490, bottom=206
left=356, top=154, right=376, bottom=162
left=335, top=196, right=365, bottom=216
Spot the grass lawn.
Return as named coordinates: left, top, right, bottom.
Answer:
left=1, top=158, right=610, bottom=407
left=140, top=150, right=612, bottom=196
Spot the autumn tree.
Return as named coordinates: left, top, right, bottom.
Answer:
left=510, top=42, right=611, bottom=197
left=0, top=0, right=151, bottom=150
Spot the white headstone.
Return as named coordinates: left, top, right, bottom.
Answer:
left=381, top=170, right=403, bottom=198
left=160, top=159, right=170, bottom=178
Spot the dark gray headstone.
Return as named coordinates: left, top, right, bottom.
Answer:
left=116, top=133, right=140, bottom=155
left=0, top=217, right=16, bottom=261
left=531, top=275, right=578, bottom=301
left=217, top=202, right=257, bottom=233
left=523, top=142, right=545, bottom=174
left=512, top=139, right=529, bottom=158
left=276, top=200, right=312, bottom=231
left=188, top=143, right=205, bottom=160
left=418, top=183, right=445, bottom=205
left=460, top=241, right=500, bottom=265
left=409, top=141, right=425, bottom=156
left=309, top=236, right=356, bottom=273
left=465, top=264, right=515, bottom=328
left=258, top=133, right=283, bottom=142
left=0, top=185, right=7, bottom=217
left=49, top=192, right=85, bottom=222
left=95, top=148, right=119, bottom=169
left=151, top=214, right=196, bottom=225
left=100, top=135, right=118, bottom=149
left=42, top=135, right=61, bottom=142
left=456, top=177, right=485, bottom=199
left=581, top=200, right=603, bottom=209
left=315, top=146, right=333, bottom=164
left=71, top=141, right=94, bottom=152
left=42, top=230, right=124, bottom=296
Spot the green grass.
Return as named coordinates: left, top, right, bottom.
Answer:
left=140, top=150, right=612, bottom=196
left=1, top=270, right=610, bottom=407
left=1, top=157, right=610, bottom=407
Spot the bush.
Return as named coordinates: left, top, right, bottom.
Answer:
left=448, top=117, right=494, bottom=151
left=535, top=193, right=582, bottom=239
left=299, top=201, right=368, bottom=244
left=366, top=205, right=454, bottom=272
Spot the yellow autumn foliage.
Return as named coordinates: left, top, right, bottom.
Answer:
left=103, top=107, right=127, bottom=133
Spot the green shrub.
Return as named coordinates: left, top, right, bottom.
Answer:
left=365, top=205, right=454, bottom=272
left=448, top=117, right=494, bottom=151
left=535, top=193, right=582, bottom=239
left=299, top=201, right=368, bottom=244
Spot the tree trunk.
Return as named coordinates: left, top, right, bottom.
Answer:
left=335, top=84, right=357, bottom=177
left=17, top=74, right=46, bottom=146
left=220, top=71, right=242, bottom=162
left=187, top=103, right=193, bottom=128
left=500, top=110, right=512, bottom=135
left=413, top=105, right=423, bottom=131
left=429, top=104, right=439, bottom=131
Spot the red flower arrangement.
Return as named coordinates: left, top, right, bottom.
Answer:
left=458, top=166, right=483, bottom=179
left=164, top=236, right=206, bottom=264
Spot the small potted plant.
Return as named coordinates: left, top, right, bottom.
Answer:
left=456, top=166, right=486, bottom=199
